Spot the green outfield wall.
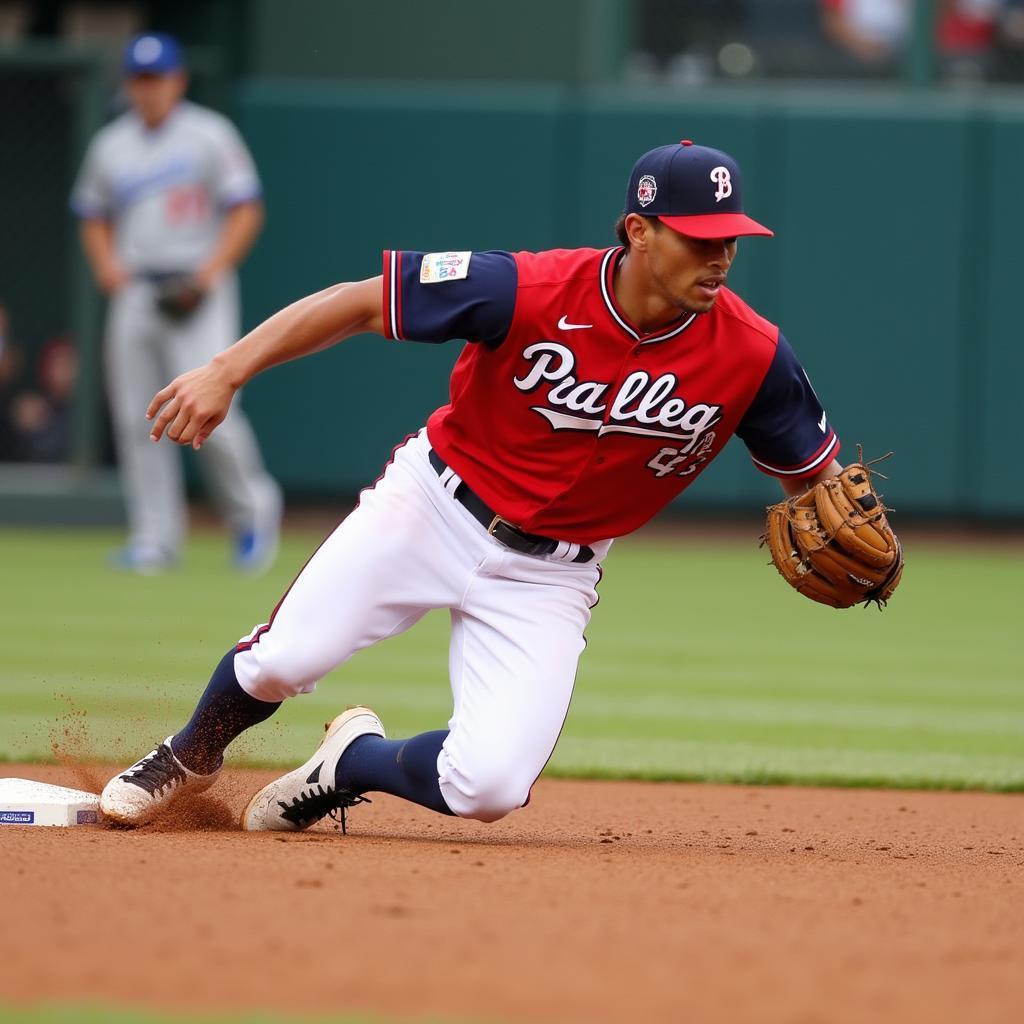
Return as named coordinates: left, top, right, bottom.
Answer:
left=231, top=80, right=1024, bottom=518
left=244, top=0, right=628, bottom=85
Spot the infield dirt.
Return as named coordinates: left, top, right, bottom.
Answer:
left=1, top=765, right=1022, bottom=1024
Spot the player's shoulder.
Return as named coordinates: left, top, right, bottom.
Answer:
left=91, top=110, right=137, bottom=150
left=511, top=247, right=608, bottom=288
left=176, top=101, right=240, bottom=140
left=176, top=100, right=220, bottom=124
left=712, top=286, right=779, bottom=346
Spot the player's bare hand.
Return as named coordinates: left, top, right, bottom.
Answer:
left=99, top=262, right=130, bottom=295
left=147, top=363, right=235, bottom=449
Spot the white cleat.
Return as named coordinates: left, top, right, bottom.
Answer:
left=100, top=738, right=220, bottom=826
left=241, top=706, right=385, bottom=833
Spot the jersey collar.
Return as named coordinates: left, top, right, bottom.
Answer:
left=131, top=101, right=185, bottom=136
left=599, top=247, right=697, bottom=345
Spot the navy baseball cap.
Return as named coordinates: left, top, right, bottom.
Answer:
left=625, top=140, right=773, bottom=239
left=122, top=33, right=184, bottom=75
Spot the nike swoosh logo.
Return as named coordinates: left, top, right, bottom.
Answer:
left=558, top=315, right=593, bottom=331
left=818, top=412, right=828, bottom=433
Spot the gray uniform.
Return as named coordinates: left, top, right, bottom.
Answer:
left=71, top=101, right=281, bottom=560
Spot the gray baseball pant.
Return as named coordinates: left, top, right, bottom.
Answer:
left=104, top=273, right=282, bottom=557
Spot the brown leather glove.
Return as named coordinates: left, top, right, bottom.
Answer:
left=763, top=459, right=904, bottom=609
left=154, top=275, right=206, bottom=322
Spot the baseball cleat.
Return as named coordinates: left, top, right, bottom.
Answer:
left=107, top=544, right=177, bottom=576
left=233, top=526, right=280, bottom=576
left=100, top=738, right=220, bottom=826
left=241, top=706, right=385, bottom=833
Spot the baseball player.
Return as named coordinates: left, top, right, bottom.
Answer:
left=100, top=141, right=844, bottom=829
left=71, top=33, right=282, bottom=574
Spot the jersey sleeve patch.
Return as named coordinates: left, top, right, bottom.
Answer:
left=736, top=332, right=841, bottom=479
left=381, top=249, right=516, bottom=346
left=420, top=251, right=472, bottom=284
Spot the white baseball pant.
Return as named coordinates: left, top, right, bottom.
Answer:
left=233, top=430, right=608, bottom=821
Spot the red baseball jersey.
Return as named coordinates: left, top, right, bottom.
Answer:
left=381, top=246, right=839, bottom=544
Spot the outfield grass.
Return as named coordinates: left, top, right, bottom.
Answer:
left=1, top=525, right=1021, bottom=790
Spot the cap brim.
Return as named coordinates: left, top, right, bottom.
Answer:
left=659, top=213, right=773, bottom=239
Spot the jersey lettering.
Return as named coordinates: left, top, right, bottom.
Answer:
left=165, top=185, right=210, bottom=225
left=111, top=156, right=197, bottom=207
left=646, top=432, right=716, bottom=478
left=512, top=340, right=722, bottom=452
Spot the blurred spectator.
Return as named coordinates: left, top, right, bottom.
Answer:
left=630, top=0, right=1024, bottom=84
left=821, top=0, right=1009, bottom=81
left=4, top=335, right=77, bottom=463
left=820, top=0, right=907, bottom=64
left=939, top=0, right=1004, bottom=79
left=1004, top=0, right=1024, bottom=39
left=0, top=302, right=23, bottom=459
left=10, top=392, right=60, bottom=461
left=38, top=334, right=78, bottom=409
left=994, top=0, right=1024, bottom=75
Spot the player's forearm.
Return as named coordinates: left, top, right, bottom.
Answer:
left=79, top=219, right=124, bottom=289
left=211, top=277, right=383, bottom=389
left=779, top=458, right=842, bottom=497
left=198, top=201, right=264, bottom=284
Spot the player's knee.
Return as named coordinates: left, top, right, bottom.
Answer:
left=439, top=760, right=531, bottom=823
left=233, top=642, right=318, bottom=702
left=451, top=784, right=526, bottom=823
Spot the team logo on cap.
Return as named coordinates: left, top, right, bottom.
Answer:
left=133, top=36, right=163, bottom=65
left=637, top=175, right=657, bottom=208
left=710, top=166, right=732, bottom=203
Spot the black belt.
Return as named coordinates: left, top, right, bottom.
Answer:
left=429, top=449, right=594, bottom=564
left=137, top=270, right=194, bottom=283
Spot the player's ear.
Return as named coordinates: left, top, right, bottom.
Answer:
left=624, top=213, right=653, bottom=252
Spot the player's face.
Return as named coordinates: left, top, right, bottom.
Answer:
left=642, top=220, right=738, bottom=315
left=125, top=71, right=187, bottom=127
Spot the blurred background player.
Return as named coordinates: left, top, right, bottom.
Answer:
left=70, top=32, right=281, bottom=574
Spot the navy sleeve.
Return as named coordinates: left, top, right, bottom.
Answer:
left=735, top=332, right=841, bottom=479
left=381, top=249, right=517, bottom=347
